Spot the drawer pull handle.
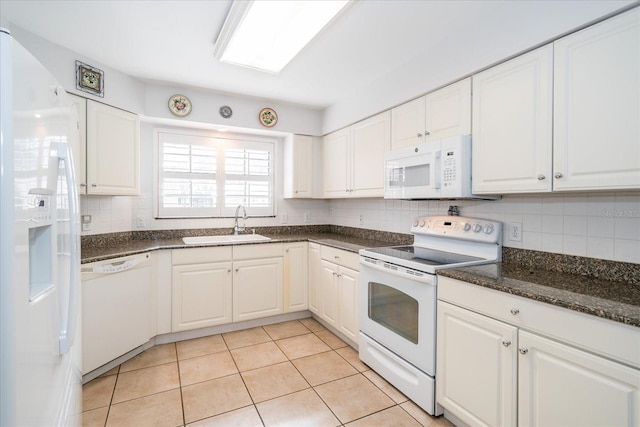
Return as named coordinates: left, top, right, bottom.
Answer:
left=502, top=340, right=511, bottom=347
left=519, top=347, right=528, bottom=355
left=510, top=308, right=520, bottom=315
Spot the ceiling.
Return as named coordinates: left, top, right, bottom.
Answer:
left=0, top=1, right=635, bottom=111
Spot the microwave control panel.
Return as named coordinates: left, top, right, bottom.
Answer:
left=442, top=149, right=458, bottom=187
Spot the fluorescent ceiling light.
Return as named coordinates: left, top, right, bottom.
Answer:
left=214, top=0, right=350, bottom=74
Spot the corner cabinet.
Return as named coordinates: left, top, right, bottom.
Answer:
left=308, top=242, right=322, bottom=314
left=391, top=78, right=471, bottom=150
left=283, top=135, right=314, bottom=198
left=86, top=99, right=140, bottom=195
left=323, top=111, right=391, bottom=198
left=437, top=276, right=640, bottom=427
left=553, top=8, right=640, bottom=191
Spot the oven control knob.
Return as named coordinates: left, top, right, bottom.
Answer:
left=484, top=224, right=494, bottom=234
left=463, top=223, right=471, bottom=231
left=419, top=220, right=426, bottom=227
left=413, top=220, right=419, bottom=227
left=473, top=224, right=482, bottom=232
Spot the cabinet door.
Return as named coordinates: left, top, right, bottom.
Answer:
left=472, top=45, right=553, bottom=194
left=338, top=266, right=359, bottom=343
left=233, top=257, right=283, bottom=322
left=308, top=243, right=321, bottom=315
left=67, top=93, right=87, bottom=194
left=322, top=128, right=349, bottom=197
left=553, top=8, right=640, bottom=191
left=436, top=301, right=518, bottom=427
left=391, top=96, right=426, bottom=149
left=350, top=111, right=391, bottom=197
left=283, top=135, right=313, bottom=198
left=424, top=78, right=471, bottom=140
left=86, top=100, right=140, bottom=195
left=319, top=260, right=339, bottom=328
left=518, top=330, right=640, bottom=427
left=284, top=243, right=308, bottom=312
left=171, top=262, right=232, bottom=332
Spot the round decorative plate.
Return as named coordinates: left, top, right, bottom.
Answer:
left=259, top=107, right=278, bottom=127
left=168, top=94, right=192, bottom=117
left=219, top=105, right=233, bottom=119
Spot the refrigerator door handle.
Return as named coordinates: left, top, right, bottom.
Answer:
left=57, top=142, right=80, bottom=355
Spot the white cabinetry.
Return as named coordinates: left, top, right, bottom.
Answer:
left=472, top=45, right=553, bottom=194
left=171, top=247, right=233, bottom=332
left=308, top=242, right=321, bottom=314
left=283, top=135, right=314, bottom=198
left=323, top=111, right=390, bottom=198
left=437, top=276, right=640, bottom=427
left=553, top=8, right=640, bottom=191
left=67, top=95, right=140, bottom=195
left=316, top=246, right=360, bottom=344
left=473, top=8, right=640, bottom=194
left=284, top=242, right=308, bottom=312
left=232, top=244, right=284, bottom=322
left=391, top=78, right=471, bottom=150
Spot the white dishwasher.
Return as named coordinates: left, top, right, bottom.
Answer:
left=81, top=252, right=152, bottom=375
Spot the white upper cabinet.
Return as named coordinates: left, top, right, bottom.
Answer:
left=424, top=77, right=471, bottom=140
left=391, top=78, right=471, bottom=150
left=472, top=45, right=554, bottom=194
left=323, top=111, right=390, bottom=198
left=283, top=134, right=314, bottom=198
left=553, top=8, right=640, bottom=191
left=86, top=99, right=140, bottom=195
left=67, top=93, right=87, bottom=194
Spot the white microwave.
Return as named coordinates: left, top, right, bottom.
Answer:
left=384, top=135, right=497, bottom=200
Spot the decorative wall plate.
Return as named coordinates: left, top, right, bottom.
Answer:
left=259, top=107, right=278, bottom=127
left=219, top=105, right=233, bottom=119
left=168, top=94, right=192, bottom=117
left=76, top=60, right=104, bottom=97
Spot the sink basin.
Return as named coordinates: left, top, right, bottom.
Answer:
left=182, top=234, right=271, bottom=245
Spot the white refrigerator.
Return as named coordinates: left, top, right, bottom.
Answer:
left=0, top=29, right=82, bottom=426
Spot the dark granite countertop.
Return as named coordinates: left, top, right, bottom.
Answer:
left=438, top=261, right=640, bottom=328
left=80, top=225, right=412, bottom=264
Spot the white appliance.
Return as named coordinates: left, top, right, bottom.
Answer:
left=384, top=135, right=498, bottom=200
left=0, top=29, right=82, bottom=426
left=359, top=215, right=502, bottom=415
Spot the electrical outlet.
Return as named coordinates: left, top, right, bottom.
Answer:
left=303, top=212, right=311, bottom=223
left=359, top=214, right=364, bottom=226
left=136, top=215, right=146, bottom=228
left=81, top=215, right=92, bottom=231
left=508, top=222, right=522, bottom=242
left=281, top=213, right=288, bottom=224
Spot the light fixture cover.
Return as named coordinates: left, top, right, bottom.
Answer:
left=214, top=0, right=350, bottom=73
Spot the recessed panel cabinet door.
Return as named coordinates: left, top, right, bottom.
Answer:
left=322, top=128, right=349, bottom=197
left=391, top=96, right=426, bottom=149
left=284, top=243, right=308, bottom=312
left=424, top=77, right=471, bottom=141
left=319, top=260, right=339, bottom=328
left=518, top=330, right=640, bottom=427
left=472, top=45, right=553, bottom=194
left=337, top=266, right=359, bottom=343
left=86, top=100, right=140, bottom=195
left=553, top=8, right=640, bottom=191
left=351, top=111, right=390, bottom=196
left=308, top=243, right=321, bottom=315
left=232, top=257, right=283, bottom=322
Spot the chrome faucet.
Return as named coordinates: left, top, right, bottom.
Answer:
left=233, top=204, right=247, bottom=235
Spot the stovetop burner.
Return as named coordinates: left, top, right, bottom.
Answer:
left=364, top=245, right=484, bottom=267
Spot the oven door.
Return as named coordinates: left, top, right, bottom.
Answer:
left=359, top=257, right=436, bottom=375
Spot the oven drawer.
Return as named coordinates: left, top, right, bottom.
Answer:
left=321, top=246, right=359, bottom=270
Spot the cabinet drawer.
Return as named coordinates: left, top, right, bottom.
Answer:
left=172, top=246, right=232, bottom=265
left=438, top=276, right=640, bottom=369
left=320, top=245, right=359, bottom=270
left=233, top=243, right=283, bottom=260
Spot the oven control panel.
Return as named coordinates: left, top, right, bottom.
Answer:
left=411, top=215, right=502, bottom=244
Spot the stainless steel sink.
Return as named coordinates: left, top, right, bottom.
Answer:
left=182, top=234, right=271, bottom=245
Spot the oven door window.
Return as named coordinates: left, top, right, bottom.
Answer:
left=368, top=282, right=418, bottom=344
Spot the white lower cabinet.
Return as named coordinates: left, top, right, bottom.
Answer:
left=171, top=247, right=233, bottom=332
left=284, top=242, right=308, bottom=312
left=437, top=276, right=640, bottom=427
left=232, top=257, right=283, bottom=322
left=308, top=242, right=321, bottom=314
left=317, top=246, right=360, bottom=344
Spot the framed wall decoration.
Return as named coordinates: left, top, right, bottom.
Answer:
left=76, top=61, right=104, bottom=97
left=259, top=107, right=278, bottom=127
left=168, top=94, right=192, bottom=117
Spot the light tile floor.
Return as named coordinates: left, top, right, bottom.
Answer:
left=82, top=318, right=455, bottom=427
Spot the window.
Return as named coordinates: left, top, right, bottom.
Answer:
left=157, top=131, right=274, bottom=218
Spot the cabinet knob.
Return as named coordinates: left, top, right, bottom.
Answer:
left=235, top=268, right=239, bottom=272
left=554, top=172, right=564, bottom=179
left=295, top=190, right=298, bottom=194
left=417, top=132, right=423, bottom=138
left=425, top=130, right=430, bottom=136
left=227, top=269, right=231, bottom=273
left=80, top=183, right=87, bottom=187
left=519, top=347, right=529, bottom=355
left=537, top=174, right=545, bottom=180
left=285, top=249, right=289, bottom=253
left=334, top=255, right=340, bottom=259
left=91, top=184, right=98, bottom=187
left=502, top=339, right=512, bottom=347
left=510, top=308, right=519, bottom=315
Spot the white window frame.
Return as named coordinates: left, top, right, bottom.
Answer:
left=155, top=128, right=276, bottom=218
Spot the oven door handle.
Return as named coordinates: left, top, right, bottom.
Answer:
left=360, top=257, right=435, bottom=285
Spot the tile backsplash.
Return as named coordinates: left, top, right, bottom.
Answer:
left=81, top=191, right=640, bottom=264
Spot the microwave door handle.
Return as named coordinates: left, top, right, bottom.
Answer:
left=434, top=151, right=442, bottom=189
